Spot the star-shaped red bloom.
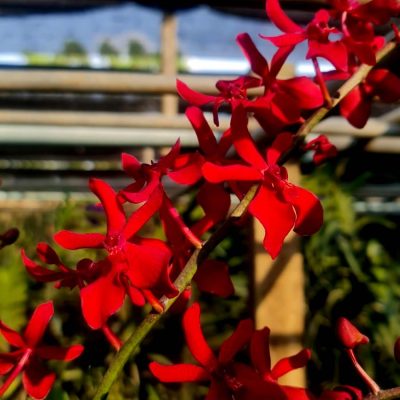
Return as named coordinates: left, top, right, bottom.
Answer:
left=54, top=178, right=177, bottom=329
left=0, top=302, right=83, bottom=399
left=202, top=106, right=323, bottom=258
left=264, top=0, right=348, bottom=71
left=149, top=303, right=288, bottom=400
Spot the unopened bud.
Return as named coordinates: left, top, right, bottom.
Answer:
left=336, top=317, right=369, bottom=349
left=0, top=228, right=19, bottom=247
left=394, top=337, right=400, bottom=363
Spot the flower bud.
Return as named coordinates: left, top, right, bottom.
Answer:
left=394, top=337, right=400, bottom=363
left=336, top=317, right=369, bottom=349
left=0, top=228, right=19, bottom=247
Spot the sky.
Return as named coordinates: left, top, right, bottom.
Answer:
left=0, top=3, right=295, bottom=59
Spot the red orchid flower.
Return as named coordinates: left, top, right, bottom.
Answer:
left=340, top=68, right=400, bottom=128
left=0, top=302, right=83, bottom=400
left=202, top=106, right=323, bottom=259
left=54, top=178, right=177, bottom=329
left=177, top=75, right=262, bottom=126
left=161, top=182, right=233, bottom=298
left=328, top=0, right=390, bottom=65
left=21, top=242, right=99, bottom=289
left=119, top=140, right=203, bottom=248
left=264, top=0, right=348, bottom=71
left=149, top=303, right=288, bottom=400
left=304, top=135, right=338, bottom=165
left=236, top=33, right=324, bottom=131
left=250, top=327, right=316, bottom=399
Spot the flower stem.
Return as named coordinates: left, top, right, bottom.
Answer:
left=312, top=57, right=332, bottom=108
left=346, top=349, right=380, bottom=395
left=101, top=325, right=123, bottom=352
left=364, top=387, right=400, bottom=400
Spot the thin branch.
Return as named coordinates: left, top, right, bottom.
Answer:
left=364, top=387, right=400, bottom=400
left=93, top=37, right=398, bottom=400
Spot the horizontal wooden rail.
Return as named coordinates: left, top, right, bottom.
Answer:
left=0, top=69, right=274, bottom=94
left=0, top=109, right=231, bottom=130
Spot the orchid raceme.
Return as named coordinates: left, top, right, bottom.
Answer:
left=0, top=302, right=83, bottom=399
left=54, top=178, right=177, bottom=329
left=12, top=0, right=400, bottom=399
left=203, top=106, right=323, bottom=258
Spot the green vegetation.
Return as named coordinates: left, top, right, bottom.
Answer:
left=303, top=162, right=400, bottom=392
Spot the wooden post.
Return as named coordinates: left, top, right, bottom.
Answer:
left=252, top=162, right=306, bottom=387
left=161, top=12, right=178, bottom=116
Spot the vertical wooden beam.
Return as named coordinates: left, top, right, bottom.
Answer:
left=161, top=12, right=178, bottom=116
left=253, top=162, right=306, bottom=387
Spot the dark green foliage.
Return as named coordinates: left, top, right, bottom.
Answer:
left=303, top=163, right=400, bottom=392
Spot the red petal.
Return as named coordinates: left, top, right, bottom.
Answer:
left=340, top=86, right=371, bottom=129
left=194, top=183, right=230, bottom=234
left=24, top=302, right=53, bottom=348
left=271, top=348, right=311, bottom=379
left=231, top=106, right=267, bottom=170
left=149, top=362, right=209, bottom=382
left=121, top=170, right=160, bottom=204
left=288, top=186, right=323, bottom=236
left=80, top=268, right=125, bottom=329
left=123, top=187, right=163, bottom=239
left=177, top=79, right=216, bottom=106
left=262, top=32, right=305, bottom=47
left=202, top=162, right=262, bottom=183
left=89, top=178, right=126, bottom=235
left=278, top=77, right=323, bottom=110
left=249, top=185, right=295, bottom=259
left=36, top=243, right=61, bottom=265
left=195, top=260, right=234, bottom=297
left=236, top=33, right=269, bottom=78
left=22, top=358, right=56, bottom=400
left=182, top=303, right=218, bottom=369
left=218, top=319, right=253, bottom=364
left=368, top=69, right=400, bottom=102
left=0, top=352, right=20, bottom=374
left=270, top=46, right=295, bottom=79
left=186, top=106, right=218, bottom=155
left=169, top=153, right=204, bottom=185
left=266, top=132, right=293, bottom=166
left=266, top=0, right=301, bottom=33
left=0, top=321, right=25, bottom=348
left=54, top=230, right=105, bottom=250
left=206, top=379, right=232, bottom=400
left=306, top=40, right=348, bottom=72
left=125, top=238, right=173, bottom=292
left=121, top=152, right=142, bottom=177
left=21, top=249, right=65, bottom=283
left=250, top=327, right=271, bottom=375
left=36, top=344, right=84, bottom=361
left=157, top=139, right=181, bottom=170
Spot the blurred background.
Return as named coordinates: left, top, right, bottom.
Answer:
left=0, top=1, right=399, bottom=399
